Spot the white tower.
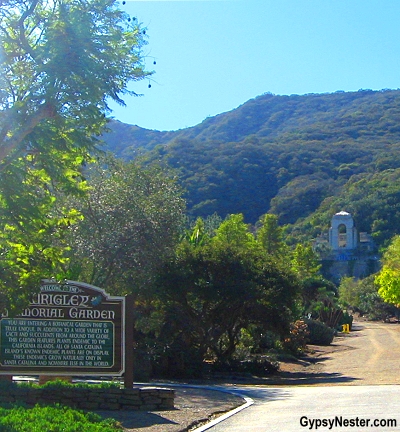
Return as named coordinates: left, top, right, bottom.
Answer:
left=329, top=211, right=358, bottom=251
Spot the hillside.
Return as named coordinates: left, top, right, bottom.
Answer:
left=101, top=89, right=400, bottom=248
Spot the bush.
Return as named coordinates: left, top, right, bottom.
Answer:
left=257, top=330, right=281, bottom=352
left=283, top=320, right=310, bottom=355
left=338, top=311, right=353, bottom=331
left=212, top=355, right=279, bottom=377
left=305, top=319, right=334, bottom=345
left=9, top=380, right=121, bottom=391
left=359, top=291, right=397, bottom=321
left=151, top=339, right=205, bottom=379
left=0, top=405, right=121, bottom=432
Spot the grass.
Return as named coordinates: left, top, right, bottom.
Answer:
left=0, top=404, right=122, bottom=431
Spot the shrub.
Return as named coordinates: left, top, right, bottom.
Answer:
left=14, top=380, right=121, bottom=390
left=338, top=311, right=353, bottom=331
left=305, top=319, right=334, bottom=345
left=0, top=405, right=121, bottom=432
left=257, top=330, right=280, bottom=351
left=212, top=355, right=279, bottom=377
left=283, top=320, right=310, bottom=355
left=151, top=339, right=205, bottom=379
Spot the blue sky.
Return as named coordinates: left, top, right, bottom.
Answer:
left=109, top=0, right=400, bottom=131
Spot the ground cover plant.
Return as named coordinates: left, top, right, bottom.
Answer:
left=0, top=405, right=121, bottom=432
left=15, top=379, right=121, bottom=390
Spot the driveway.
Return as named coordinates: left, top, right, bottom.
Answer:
left=100, top=320, right=400, bottom=431
left=205, top=385, right=400, bottom=431
left=204, top=320, right=400, bottom=431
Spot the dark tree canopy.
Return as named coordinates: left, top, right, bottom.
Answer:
left=65, top=157, right=185, bottom=294
left=153, top=234, right=300, bottom=371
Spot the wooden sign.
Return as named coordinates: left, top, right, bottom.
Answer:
left=0, top=280, right=125, bottom=376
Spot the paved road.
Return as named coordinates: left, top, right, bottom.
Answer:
left=204, top=321, right=400, bottom=431
left=207, top=385, right=400, bottom=431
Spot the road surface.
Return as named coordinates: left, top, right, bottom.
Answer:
left=203, top=321, right=400, bottom=431
left=207, top=385, right=400, bottom=431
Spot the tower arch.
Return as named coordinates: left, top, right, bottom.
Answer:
left=329, top=211, right=358, bottom=251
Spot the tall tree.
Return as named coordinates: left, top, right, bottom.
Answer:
left=256, top=214, right=288, bottom=257
left=151, top=214, right=301, bottom=376
left=155, top=242, right=300, bottom=373
left=0, top=0, right=150, bottom=310
left=65, top=157, right=185, bottom=294
left=0, top=0, right=149, bottom=167
left=291, top=243, right=321, bottom=280
left=212, top=213, right=259, bottom=251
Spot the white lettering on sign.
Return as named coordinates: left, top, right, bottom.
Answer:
left=31, top=293, right=91, bottom=308
left=68, top=308, right=115, bottom=320
left=0, top=319, right=114, bottom=369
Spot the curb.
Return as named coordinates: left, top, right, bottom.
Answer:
left=141, top=382, right=254, bottom=432
left=73, top=380, right=255, bottom=430
left=190, top=390, right=254, bottom=431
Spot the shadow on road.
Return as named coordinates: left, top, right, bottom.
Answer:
left=270, top=370, right=360, bottom=385
left=97, top=410, right=179, bottom=429
left=233, top=386, right=292, bottom=402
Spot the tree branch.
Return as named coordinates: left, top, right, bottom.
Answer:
left=17, top=0, right=40, bottom=59
left=0, top=102, right=56, bottom=165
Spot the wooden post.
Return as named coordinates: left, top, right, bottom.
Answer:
left=124, top=294, right=134, bottom=389
left=0, top=375, right=12, bottom=382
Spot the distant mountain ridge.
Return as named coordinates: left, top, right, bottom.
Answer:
left=101, top=89, right=400, bottom=247
left=103, top=89, right=400, bottom=155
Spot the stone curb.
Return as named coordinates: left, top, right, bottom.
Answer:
left=139, top=382, right=254, bottom=431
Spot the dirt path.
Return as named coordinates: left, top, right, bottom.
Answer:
left=275, top=320, right=400, bottom=386
left=320, top=320, right=400, bottom=385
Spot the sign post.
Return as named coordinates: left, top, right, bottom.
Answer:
left=0, top=280, right=126, bottom=377
left=123, top=294, right=134, bottom=389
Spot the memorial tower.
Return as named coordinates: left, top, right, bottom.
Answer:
left=329, top=211, right=358, bottom=251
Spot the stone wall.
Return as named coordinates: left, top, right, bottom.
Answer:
left=0, top=386, right=174, bottom=411
left=321, top=258, right=380, bottom=283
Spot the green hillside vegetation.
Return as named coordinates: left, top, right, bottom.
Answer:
left=102, top=89, right=400, bottom=249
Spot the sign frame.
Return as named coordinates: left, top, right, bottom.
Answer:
left=0, top=280, right=126, bottom=377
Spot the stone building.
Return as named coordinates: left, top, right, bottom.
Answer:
left=329, top=211, right=358, bottom=251
left=314, top=211, right=378, bottom=282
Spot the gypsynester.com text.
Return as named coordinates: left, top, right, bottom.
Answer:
left=300, top=415, right=397, bottom=430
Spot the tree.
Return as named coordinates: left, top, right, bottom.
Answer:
left=0, top=172, right=84, bottom=311
left=181, top=217, right=210, bottom=248
left=338, top=275, right=394, bottom=320
left=212, top=213, right=259, bottom=251
left=256, top=214, right=288, bottom=257
left=376, top=268, right=400, bottom=306
left=338, top=276, right=361, bottom=308
left=358, top=275, right=396, bottom=320
left=291, top=243, right=321, bottom=280
left=153, top=234, right=300, bottom=376
left=376, top=236, right=400, bottom=306
left=301, top=277, right=337, bottom=318
left=0, top=0, right=150, bottom=309
left=0, top=0, right=149, bottom=167
left=65, top=156, right=185, bottom=294
left=307, top=286, right=343, bottom=329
